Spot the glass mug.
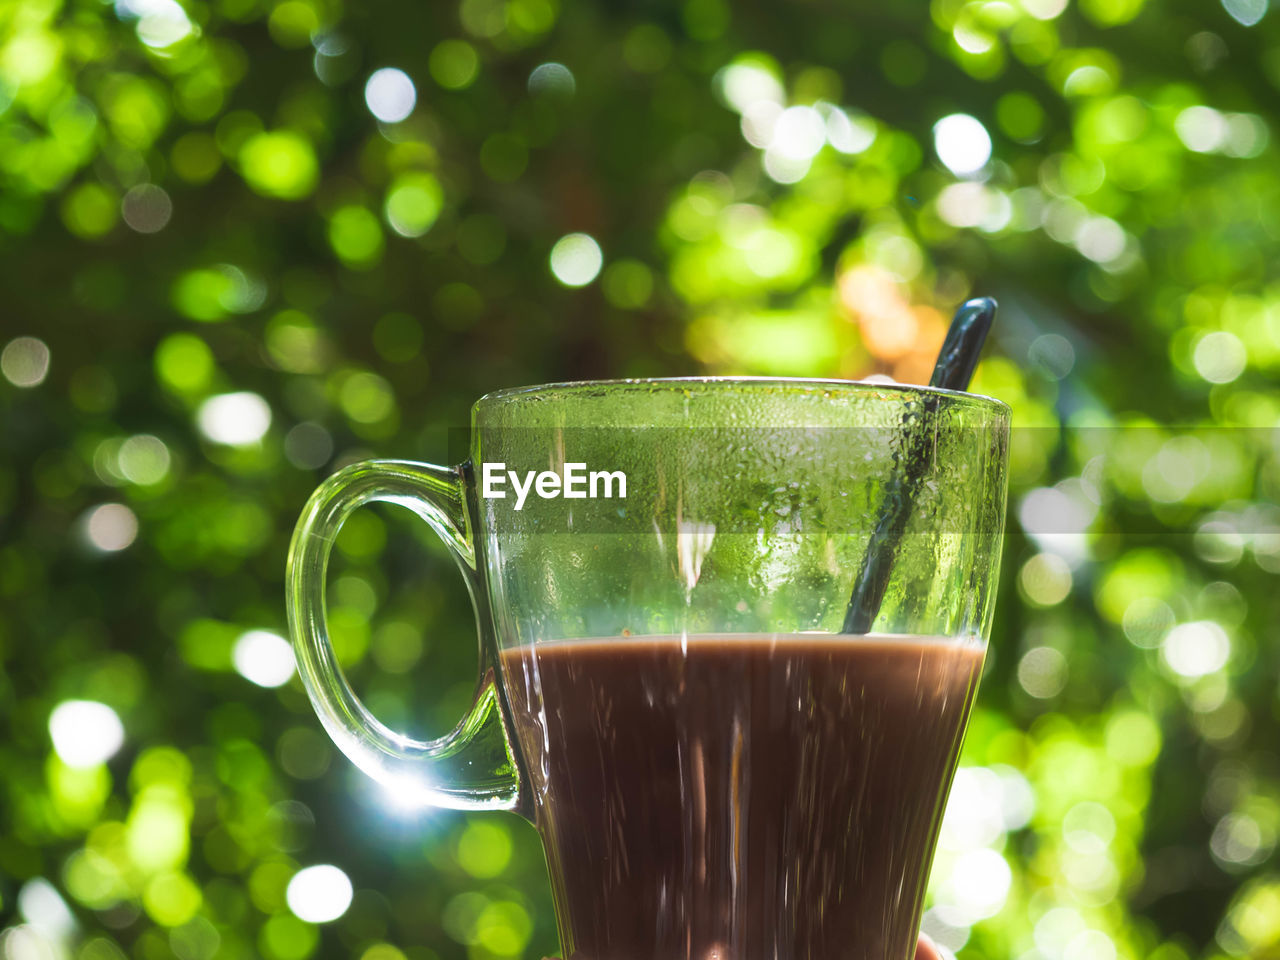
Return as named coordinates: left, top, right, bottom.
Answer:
left=286, top=378, right=1009, bottom=960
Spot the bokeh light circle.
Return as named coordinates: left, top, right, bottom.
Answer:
left=49, top=700, right=124, bottom=767
left=121, top=184, right=173, bottom=234
left=84, top=503, right=139, bottom=552
left=197, top=392, right=272, bottom=446
left=770, top=106, right=826, bottom=161
left=1162, top=620, right=1230, bottom=678
left=549, top=233, right=603, bottom=287
left=933, top=114, right=992, bottom=177
left=528, top=62, right=575, bottom=96
left=286, top=865, right=353, bottom=923
left=365, top=68, right=417, bottom=123
left=1193, top=331, right=1247, bottom=384
left=233, top=630, right=296, bottom=688
left=118, top=434, right=171, bottom=485
left=2, top=337, right=51, bottom=387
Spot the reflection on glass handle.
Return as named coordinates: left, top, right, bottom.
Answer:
left=285, top=459, right=521, bottom=810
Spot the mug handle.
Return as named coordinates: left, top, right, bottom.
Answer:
left=285, top=459, right=521, bottom=811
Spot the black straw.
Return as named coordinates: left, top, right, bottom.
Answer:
left=841, top=297, right=997, bottom=635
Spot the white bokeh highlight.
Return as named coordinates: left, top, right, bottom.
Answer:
left=1222, top=0, right=1268, bottom=27
left=49, top=701, right=124, bottom=768
left=118, top=434, right=171, bottom=485
left=1, top=336, right=51, bottom=388
left=18, top=878, right=76, bottom=941
left=770, top=106, right=827, bottom=161
left=84, top=503, right=139, bottom=552
left=1162, top=620, right=1231, bottom=678
left=823, top=106, right=876, bottom=154
left=233, top=630, right=296, bottom=688
left=528, top=62, right=575, bottom=96
left=937, top=183, right=1012, bottom=232
left=934, top=114, right=992, bottom=177
left=1176, top=106, right=1227, bottom=153
left=287, top=865, right=354, bottom=923
left=717, top=62, right=784, bottom=114
left=1193, top=331, right=1247, bottom=384
left=549, top=233, right=603, bottom=287
left=365, top=68, right=416, bottom=123
left=1075, top=216, right=1126, bottom=264
left=197, top=392, right=272, bottom=446
left=114, top=0, right=195, bottom=48
left=1023, top=0, right=1069, bottom=16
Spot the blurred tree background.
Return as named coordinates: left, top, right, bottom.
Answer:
left=3, top=0, right=1280, bottom=958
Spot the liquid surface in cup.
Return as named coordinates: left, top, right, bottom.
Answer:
left=500, top=633, right=984, bottom=960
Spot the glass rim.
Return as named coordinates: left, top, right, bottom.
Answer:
left=476, top=376, right=1010, bottom=414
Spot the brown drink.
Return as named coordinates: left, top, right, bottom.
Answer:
left=500, top=633, right=984, bottom=960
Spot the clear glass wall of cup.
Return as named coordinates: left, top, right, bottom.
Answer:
left=287, top=378, right=1010, bottom=960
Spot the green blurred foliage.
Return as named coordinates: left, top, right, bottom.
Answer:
left=2, top=0, right=1280, bottom=958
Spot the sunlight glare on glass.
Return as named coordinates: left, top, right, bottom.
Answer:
left=365, top=68, right=417, bottom=123
left=933, top=114, right=992, bottom=177
left=197, top=391, right=272, bottom=446
left=233, top=630, right=296, bottom=688
left=84, top=503, right=139, bottom=552
left=1221, top=0, right=1268, bottom=26
left=286, top=865, right=354, bottom=923
left=2, top=336, right=51, bottom=387
left=49, top=700, right=124, bottom=768
left=1161, top=620, right=1230, bottom=678
left=549, top=233, right=603, bottom=287
left=380, top=773, right=436, bottom=812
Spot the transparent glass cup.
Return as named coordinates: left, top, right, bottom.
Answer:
left=287, top=378, right=1010, bottom=960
